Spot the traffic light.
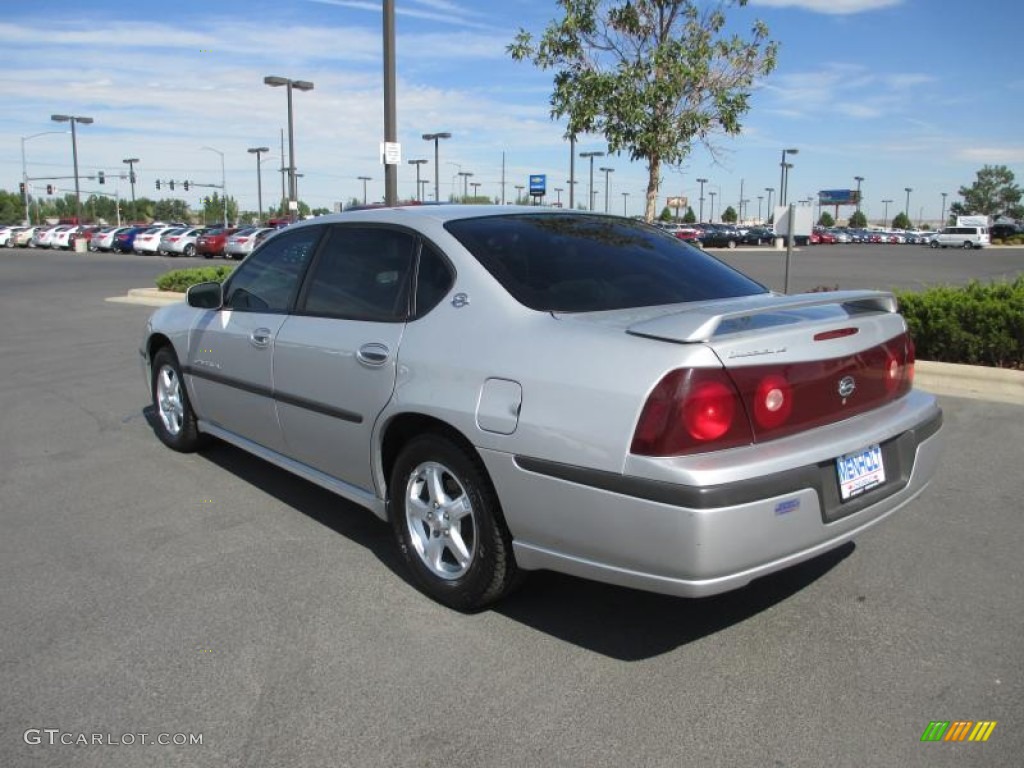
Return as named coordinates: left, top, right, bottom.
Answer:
left=183, top=181, right=190, bottom=192
left=97, top=171, right=105, bottom=184
left=19, top=182, right=25, bottom=195
left=156, top=180, right=161, bottom=190
left=169, top=180, right=175, bottom=191
left=47, top=184, right=54, bottom=195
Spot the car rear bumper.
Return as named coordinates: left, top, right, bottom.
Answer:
left=485, top=399, right=942, bottom=598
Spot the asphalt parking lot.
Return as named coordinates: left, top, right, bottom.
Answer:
left=1, top=245, right=1022, bottom=768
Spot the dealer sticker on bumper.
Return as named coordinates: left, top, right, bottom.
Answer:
left=836, top=443, right=885, bottom=501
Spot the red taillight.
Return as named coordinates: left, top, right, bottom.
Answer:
left=631, top=369, right=752, bottom=456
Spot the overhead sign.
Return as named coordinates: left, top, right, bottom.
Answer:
left=529, top=174, right=546, bottom=196
left=667, top=196, right=688, bottom=208
left=818, top=189, right=859, bottom=205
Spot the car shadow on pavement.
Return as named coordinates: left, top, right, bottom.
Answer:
left=495, top=543, right=854, bottom=661
left=147, top=410, right=853, bottom=661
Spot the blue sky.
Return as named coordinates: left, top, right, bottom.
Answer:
left=3, top=0, right=1022, bottom=223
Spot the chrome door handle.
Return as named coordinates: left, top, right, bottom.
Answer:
left=250, top=328, right=272, bottom=348
left=356, top=343, right=390, bottom=366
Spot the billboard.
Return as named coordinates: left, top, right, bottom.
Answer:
left=529, top=174, right=546, bottom=196
left=818, top=189, right=860, bottom=205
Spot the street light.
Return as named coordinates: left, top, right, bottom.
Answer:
left=696, top=177, right=708, bottom=222
left=470, top=182, right=481, bottom=199
left=21, top=131, right=66, bottom=225
left=515, top=184, right=525, bottom=202
left=599, top=166, right=614, bottom=213
left=757, top=195, right=763, bottom=223
left=765, top=187, right=774, bottom=221
left=201, top=146, right=227, bottom=227
left=709, top=190, right=717, bottom=222
left=882, top=199, right=893, bottom=226
left=264, top=75, right=314, bottom=221
left=779, top=148, right=798, bottom=206
left=854, top=175, right=864, bottom=212
left=422, top=132, right=451, bottom=205
left=408, top=159, right=428, bottom=201
left=904, top=187, right=913, bottom=222
left=457, top=171, right=473, bottom=200
left=50, top=114, right=94, bottom=222
left=358, top=175, right=372, bottom=205
left=122, top=157, right=140, bottom=217
left=579, top=150, right=604, bottom=211
left=622, top=191, right=630, bottom=217
left=247, top=147, right=269, bottom=223
left=940, top=192, right=948, bottom=226
left=554, top=187, right=564, bottom=206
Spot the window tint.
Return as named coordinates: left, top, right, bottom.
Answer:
left=445, top=214, right=765, bottom=312
left=300, top=226, right=415, bottom=322
left=223, top=227, right=321, bottom=312
left=415, top=243, right=454, bottom=317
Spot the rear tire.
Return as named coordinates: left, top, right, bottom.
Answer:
left=389, top=434, right=518, bottom=611
left=184, top=244, right=196, bottom=258
left=963, top=241, right=973, bottom=250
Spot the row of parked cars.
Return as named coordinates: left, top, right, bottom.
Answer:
left=656, top=221, right=992, bottom=249
left=1, top=223, right=276, bottom=259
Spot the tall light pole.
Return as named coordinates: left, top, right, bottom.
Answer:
left=358, top=176, right=372, bottom=205
left=709, top=191, right=717, bottom=223
left=515, top=185, right=525, bottom=202
left=264, top=75, right=314, bottom=221
left=247, top=147, right=269, bottom=223
left=757, top=195, right=763, bottom=223
left=765, top=187, right=774, bottom=221
left=457, top=171, right=473, bottom=200
left=554, top=187, right=564, bottom=206
left=696, top=177, right=708, bottom=222
left=122, top=157, right=139, bottom=217
left=599, top=166, right=614, bottom=213
left=21, top=131, right=66, bottom=225
left=579, top=151, right=604, bottom=211
left=201, top=146, right=227, bottom=227
left=408, top=159, right=427, bottom=201
left=50, top=114, right=93, bottom=222
left=940, top=192, right=948, bottom=226
left=419, top=178, right=430, bottom=201
left=854, top=175, right=864, bottom=212
left=904, top=187, right=913, bottom=223
left=422, top=132, right=451, bottom=205
left=882, top=199, right=893, bottom=226
left=779, top=148, right=798, bottom=206
left=622, top=191, right=629, bottom=216
left=382, top=0, right=398, bottom=206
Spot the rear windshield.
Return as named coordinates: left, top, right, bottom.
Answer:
left=444, top=213, right=765, bottom=312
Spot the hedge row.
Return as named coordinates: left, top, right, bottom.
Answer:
left=155, top=265, right=235, bottom=293
left=895, top=277, right=1024, bottom=369
left=991, top=236, right=1024, bottom=246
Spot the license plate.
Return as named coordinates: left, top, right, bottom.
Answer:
left=836, top=444, right=885, bottom=501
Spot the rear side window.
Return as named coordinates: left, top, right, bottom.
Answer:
left=444, top=213, right=765, bottom=312
left=414, top=244, right=455, bottom=317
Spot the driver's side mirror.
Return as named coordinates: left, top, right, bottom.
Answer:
left=186, top=281, right=224, bottom=310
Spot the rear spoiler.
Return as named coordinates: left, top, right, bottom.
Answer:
left=627, top=290, right=898, bottom=344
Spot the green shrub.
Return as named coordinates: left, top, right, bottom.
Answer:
left=155, top=265, right=235, bottom=293
left=991, top=238, right=1003, bottom=246
left=895, top=277, right=1024, bottom=369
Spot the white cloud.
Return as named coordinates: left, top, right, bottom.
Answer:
left=957, top=146, right=1024, bottom=164
left=751, top=0, right=902, bottom=15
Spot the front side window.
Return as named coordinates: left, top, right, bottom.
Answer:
left=223, top=227, right=322, bottom=312
left=445, top=213, right=765, bottom=312
left=299, top=226, right=415, bottom=322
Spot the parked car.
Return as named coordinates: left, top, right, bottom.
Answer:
left=114, top=226, right=148, bottom=253
left=988, top=223, right=1019, bottom=241
left=0, top=226, right=13, bottom=246
left=91, top=226, right=131, bottom=252
left=141, top=206, right=942, bottom=610
left=133, top=226, right=177, bottom=255
left=158, top=227, right=207, bottom=257
left=928, top=226, right=990, bottom=249
left=740, top=226, right=774, bottom=245
left=51, top=225, right=87, bottom=250
left=32, top=224, right=68, bottom=248
left=196, top=227, right=239, bottom=258
left=697, top=225, right=743, bottom=248
left=224, top=227, right=273, bottom=260
left=11, top=226, right=40, bottom=247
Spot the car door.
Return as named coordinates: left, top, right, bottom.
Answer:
left=273, top=225, right=417, bottom=493
left=186, top=225, right=323, bottom=452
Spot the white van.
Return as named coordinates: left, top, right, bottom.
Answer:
left=928, top=225, right=990, bottom=249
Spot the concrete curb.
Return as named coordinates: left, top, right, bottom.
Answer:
left=914, top=360, right=1023, bottom=406
left=105, top=288, right=184, bottom=307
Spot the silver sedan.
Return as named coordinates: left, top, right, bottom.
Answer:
left=140, top=206, right=942, bottom=610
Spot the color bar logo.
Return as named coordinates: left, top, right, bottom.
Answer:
left=921, top=721, right=997, bottom=742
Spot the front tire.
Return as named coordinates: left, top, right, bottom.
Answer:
left=389, top=434, right=517, bottom=611
left=963, top=241, right=973, bottom=250
left=151, top=347, right=203, bottom=452
left=184, top=244, right=196, bottom=258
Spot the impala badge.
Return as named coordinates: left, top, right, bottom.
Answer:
left=838, top=375, right=856, bottom=399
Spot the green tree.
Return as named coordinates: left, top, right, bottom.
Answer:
left=510, top=1, right=777, bottom=223
left=892, top=212, right=910, bottom=229
left=0, top=189, right=23, bottom=224
left=153, top=199, right=191, bottom=223
left=848, top=209, right=867, bottom=228
left=658, top=205, right=673, bottom=221
left=957, top=165, right=1023, bottom=219
left=682, top=206, right=696, bottom=223
left=721, top=205, right=737, bottom=223
left=818, top=211, right=835, bottom=227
